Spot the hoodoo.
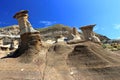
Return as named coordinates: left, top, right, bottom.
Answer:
left=8, top=10, right=42, bottom=59
left=80, top=24, right=101, bottom=43
left=72, top=27, right=81, bottom=40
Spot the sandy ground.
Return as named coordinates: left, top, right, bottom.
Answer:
left=0, top=41, right=120, bottom=80
left=113, top=50, right=120, bottom=54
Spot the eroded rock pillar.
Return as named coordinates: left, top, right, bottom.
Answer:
left=73, top=27, right=77, bottom=36
left=13, top=10, right=41, bottom=45
left=72, top=27, right=81, bottom=40
left=80, top=24, right=101, bottom=43
left=13, top=10, right=38, bottom=35
left=12, top=10, right=42, bottom=60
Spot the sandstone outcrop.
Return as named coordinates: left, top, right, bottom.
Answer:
left=80, top=24, right=101, bottom=43
left=0, top=25, right=20, bottom=35
left=13, top=10, right=39, bottom=35
left=72, top=27, right=81, bottom=40
left=3, top=10, right=42, bottom=62
left=55, top=35, right=67, bottom=43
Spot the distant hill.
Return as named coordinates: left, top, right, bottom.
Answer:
left=38, top=24, right=110, bottom=41
left=38, top=24, right=74, bottom=40
left=95, top=33, right=110, bottom=42
left=0, top=24, right=110, bottom=41
left=0, top=25, right=20, bottom=35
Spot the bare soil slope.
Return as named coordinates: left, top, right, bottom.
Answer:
left=0, top=41, right=120, bottom=80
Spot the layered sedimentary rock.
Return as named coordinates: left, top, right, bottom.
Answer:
left=13, top=10, right=38, bottom=35
left=80, top=24, right=101, bottom=43
left=7, top=10, right=42, bottom=61
left=55, top=35, right=66, bottom=43
left=13, top=10, right=40, bottom=44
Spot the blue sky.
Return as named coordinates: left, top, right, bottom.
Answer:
left=0, top=0, right=120, bottom=39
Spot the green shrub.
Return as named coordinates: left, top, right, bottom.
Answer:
left=117, top=46, right=120, bottom=50
left=111, top=48, right=118, bottom=51
left=102, top=44, right=106, bottom=49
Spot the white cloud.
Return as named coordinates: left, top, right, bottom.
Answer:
left=93, top=25, right=106, bottom=32
left=39, top=21, right=56, bottom=26
left=93, top=27, right=99, bottom=31
left=114, top=24, right=120, bottom=29
left=116, top=37, right=120, bottom=39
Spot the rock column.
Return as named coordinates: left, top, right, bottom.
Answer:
left=12, top=10, right=42, bottom=60
left=72, top=27, right=81, bottom=40
left=73, top=27, right=77, bottom=36
left=80, top=24, right=101, bottom=43
left=13, top=10, right=41, bottom=44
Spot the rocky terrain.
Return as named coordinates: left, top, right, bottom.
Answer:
left=0, top=25, right=119, bottom=80
left=0, top=41, right=120, bottom=80
left=38, top=24, right=110, bottom=41
left=0, top=10, right=118, bottom=80
left=0, top=25, right=20, bottom=35
left=0, top=24, right=110, bottom=41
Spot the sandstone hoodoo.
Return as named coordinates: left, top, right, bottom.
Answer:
left=8, top=10, right=42, bottom=60
left=72, top=27, right=81, bottom=40
left=80, top=24, right=101, bottom=43
left=73, top=27, right=77, bottom=36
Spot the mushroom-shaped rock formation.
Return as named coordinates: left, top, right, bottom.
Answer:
left=3, top=10, right=42, bottom=62
left=80, top=24, right=101, bottom=43
left=13, top=10, right=39, bottom=35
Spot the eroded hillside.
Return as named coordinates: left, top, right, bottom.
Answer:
left=0, top=41, right=120, bottom=80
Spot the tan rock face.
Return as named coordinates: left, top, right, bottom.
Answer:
left=0, top=39, right=3, bottom=45
left=20, top=32, right=42, bottom=50
left=55, top=35, right=66, bottom=43
left=80, top=24, right=101, bottom=43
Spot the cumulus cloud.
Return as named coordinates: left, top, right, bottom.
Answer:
left=114, top=24, right=120, bottom=29
left=39, top=21, right=56, bottom=26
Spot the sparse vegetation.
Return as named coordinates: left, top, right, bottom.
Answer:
left=102, top=43, right=120, bottom=51
left=37, top=24, right=72, bottom=32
